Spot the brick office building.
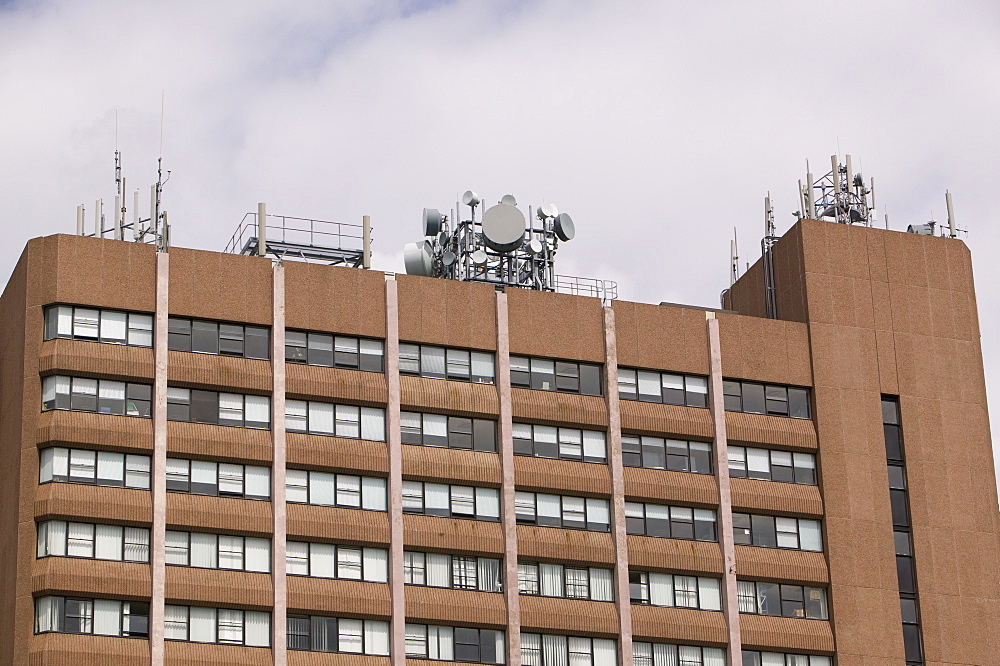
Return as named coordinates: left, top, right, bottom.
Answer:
left=1, top=217, right=998, bottom=665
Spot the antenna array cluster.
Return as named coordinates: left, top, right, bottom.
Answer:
left=795, top=154, right=875, bottom=225
left=403, top=191, right=575, bottom=293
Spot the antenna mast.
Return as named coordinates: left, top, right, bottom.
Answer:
left=762, top=193, right=778, bottom=319
left=795, top=154, right=875, bottom=225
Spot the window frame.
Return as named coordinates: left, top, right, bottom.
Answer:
left=510, top=355, right=602, bottom=396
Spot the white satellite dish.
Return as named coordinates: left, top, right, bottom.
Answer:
left=481, top=203, right=525, bottom=252
left=442, top=250, right=456, bottom=266
left=403, top=241, right=435, bottom=276
left=538, top=203, right=558, bottom=219
left=553, top=212, right=575, bottom=241
left=527, top=238, right=544, bottom=254
left=462, top=190, right=481, bottom=207
left=471, top=249, right=489, bottom=265
left=500, top=194, right=517, bottom=206
left=423, top=208, right=443, bottom=236
left=438, top=231, right=450, bottom=246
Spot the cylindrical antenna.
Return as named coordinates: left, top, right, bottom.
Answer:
left=845, top=154, right=853, bottom=194
left=257, top=202, right=267, bottom=257
left=149, top=185, right=157, bottom=233
left=95, top=199, right=102, bottom=237
left=133, top=189, right=140, bottom=240
left=363, top=215, right=372, bottom=269
left=831, top=155, right=840, bottom=192
left=76, top=205, right=85, bottom=236
left=869, top=177, right=876, bottom=216
left=805, top=171, right=815, bottom=217
left=114, top=194, right=123, bottom=240
left=946, top=190, right=956, bottom=238
left=797, top=179, right=805, bottom=218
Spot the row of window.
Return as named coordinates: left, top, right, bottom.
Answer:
left=634, top=642, right=725, bottom=666
left=622, top=435, right=712, bottom=474
left=403, top=481, right=500, bottom=521
left=737, top=580, right=828, bottom=620
left=42, top=376, right=151, bottom=417
left=406, top=624, right=505, bottom=664
left=403, top=411, right=497, bottom=452
left=517, top=562, right=613, bottom=601
left=167, top=388, right=270, bottom=429
left=287, top=470, right=387, bottom=511
left=742, top=652, right=832, bottom=666
left=728, top=446, right=817, bottom=485
left=40, top=447, right=150, bottom=489
left=514, top=492, right=610, bottom=532
left=723, top=380, right=810, bottom=419
left=36, top=521, right=149, bottom=562
left=404, top=551, right=502, bottom=592
left=166, top=458, right=271, bottom=499
left=521, top=633, right=615, bottom=666
left=510, top=356, right=602, bottom=396
left=285, top=400, right=386, bottom=441
left=286, top=331, right=383, bottom=371
left=617, top=368, right=708, bottom=407
left=733, top=513, right=823, bottom=552
left=513, top=423, right=606, bottom=463
left=288, top=615, right=389, bottom=655
left=168, top=317, right=270, bottom=359
left=628, top=572, right=722, bottom=611
left=287, top=542, right=388, bottom=582
left=45, top=306, right=152, bottom=347
left=401, top=343, right=495, bottom=384
left=625, top=502, right=717, bottom=542
left=35, top=596, right=148, bottom=638
left=164, top=604, right=270, bottom=646
left=165, top=531, right=271, bottom=573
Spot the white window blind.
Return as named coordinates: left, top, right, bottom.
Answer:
left=93, top=599, right=121, bottom=636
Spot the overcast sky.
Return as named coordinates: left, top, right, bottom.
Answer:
left=2, top=0, right=998, bottom=476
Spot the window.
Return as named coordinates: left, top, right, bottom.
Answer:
left=403, top=482, right=499, bottom=521
left=617, top=368, right=707, bottom=408
left=400, top=551, right=501, bottom=592
left=163, top=605, right=270, bottom=646
left=37, top=520, right=149, bottom=563
left=168, top=317, right=269, bottom=360
left=165, top=458, right=271, bottom=500
left=517, top=562, right=613, bottom=601
left=167, top=388, right=270, bottom=429
left=285, top=330, right=384, bottom=372
left=728, top=446, right=817, bottom=485
left=35, top=596, right=149, bottom=638
left=513, top=424, right=606, bottom=463
left=741, top=651, right=832, bottom=666
left=622, top=435, right=711, bottom=473
left=164, top=531, right=270, bottom=572
left=44, top=306, right=153, bottom=347
left=39, top=448, right=150, bottom=490
left=286, top=615, right=389, bottom=654
left=624, top=502, right=717, bottom=542
left=515, top=492, right=610, bottom=532
left=628, top=571, right=721, bottom=610
left=284, top=399, right=385, bottom=441
left=42, top=376, right=151, bottom=417
left=732, top=513, right=823, bottom=552
left=521, top=633, right=615, bottom=666
left=400, top=343, right=495, bottom=385
left=402, top=412, right=497, bottom=452
left=510, top=356, right=601, bottom=396
left=634, top=642, right=725, bottom=666
left=286, top=470, right=387, bottom=511
left=406, top=623, right=505, bottom=664
left=722, top=380, right=811, bottom=419
left=286, top=542, right=388, bottom=582
left=736, top=580, right=828, bottom=619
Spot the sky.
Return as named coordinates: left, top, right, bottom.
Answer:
left=1, top=0, right=999, bottom=474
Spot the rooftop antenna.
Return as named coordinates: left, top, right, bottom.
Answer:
left=762, top=193, right=778, bottom=319
left=114, top=109, right=125, bottom=240
left=946, top=190, right=956, bottom=238
left=730, top=226, right=740, bottom=285
left=797, top=154, right=874, bottom=225
left=153, top=91, right=171, bottom=252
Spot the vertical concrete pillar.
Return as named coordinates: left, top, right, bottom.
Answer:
left=385, top=279, right=406, bottom=666
left=602, top=306, right=633, bottom=666
left=495, top=292, right=521, bottom=666
left=149, top=252, right=169, bottom=666
left=271, top=262, right=287, bottom=664
left=706, top=315, right=742, bottom=663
